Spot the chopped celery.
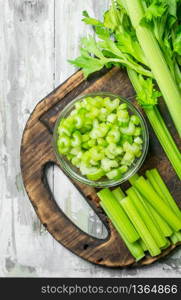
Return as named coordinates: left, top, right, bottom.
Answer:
left=97, top=189, right=139, bottom=243
left=120, top=196, right=161, bottom=257
left=101, top=158, right=118, bottom=172
left=106, top=169, right=122, bottom=180
left=57, top=95, right=143, bottom=180
left=87, top=169, right=105, bottom=181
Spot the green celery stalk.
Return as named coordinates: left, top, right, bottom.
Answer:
left=127, top=68, right=181, bottom=180
left=129, top=174, right=139, bottom=186
left=147, top=169, right=181, bottom=219
left=112, top=187, right=125, bottom=201
left=97, top=189, right=139, bottom=243
left=134, top=177, right=181, bottom=231
left=125, top=0, right=181, bottom=137
left=145, top=108, right=181, bottom=180
left=146, top=202, right=173, bottom=237
left=140, top=239, right=147, bottom=252
left=146, top=169, right=181, bottom=244
left=170, top=234, right=179, bottom=245
left=100, top=201, right=145, bottom=261
left=120, top=196, right=161, bottom=256
left=126, top=187, right=167, bottom=248
left=161, top=239, right=171, bottom=250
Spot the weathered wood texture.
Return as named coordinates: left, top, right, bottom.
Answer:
left=21, top=67, right=181, bottom=268
left=1, top=0, right=181, bottom=277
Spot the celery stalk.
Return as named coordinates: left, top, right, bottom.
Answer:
left=146, top=202, right=173, bottom=237
left=128, top=68, right=181, bottom=180
left=112, top=187, right=125, bottom=201
left=126, top=187, right=167, bottom=248
left=145, top=108, right=181, bottom=180
left=97, top=189, right=139, bottom=243
left=134, top=177, right=181, bottom=231
left=148, top=169, right=181, bottom=219
left=125, top=0, right=181, bottom=137
left=146, top=169, right=181, bottom=244
left=129, top=174, right=139, bottom=186
left=100, top=202, right=145, bottom=261
left=140, top=239, right=147, bottom=252
left=120, top=196, right=161, bottom=256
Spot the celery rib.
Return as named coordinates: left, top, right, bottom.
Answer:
left=147, top=169, right=181, bottom=219
left=97, top=189, right=139, bottom=243
left=125, top=0, right=181, bottom=137
left=100, top=202, right=145, bottom=261
left=120, top=196, right=161, bottom=257
left=126, top=187, right=167, bottom=248
left=134, top=177, right=181, bottom=231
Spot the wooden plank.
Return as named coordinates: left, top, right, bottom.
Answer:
left=0, top=0, right=55, bottom=276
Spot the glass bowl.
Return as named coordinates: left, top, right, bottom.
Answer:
left=53, top=92, right=149, bottom=188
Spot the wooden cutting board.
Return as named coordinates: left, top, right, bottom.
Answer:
left=20, top=67, right=181, bottom=268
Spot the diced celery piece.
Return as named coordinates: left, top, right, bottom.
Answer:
left=80, top=163, right=98, bottom=175
left=82, top=133, right=89, bottom=142
left=71, top=157, right=81, bottom=167
left=131, top=115, right=140, bottom=125
left=117, top=110, right=129, bottom=120
left=134, top=137, right=143, bottom=144
left=87, top=169, right=105, bottom=181
left=89, top=147, right=104, bottom=161
left=120, top=122, right=135, bottom=135
left=120, top=135, right=133, bottom=145
left=104, top=97, right=120, bottom=112
left=87, top=139, right=96, bottom=148
left=134, top=127, right=142, bottom=136
left=74, top=115, right=84, bottom=129
left=71, top=131, right=82, bottom=147
left=120, top=165, right=128, bottom=174
left=58, top=126, right=71, bottom=137
left=107, top=113, right=117, bottom=123
left=93, top=119, right=99, bottom=128
left=97, top=138, right=108, bottom=147
left=106, top=169, right=122, bottom=180
left=119, top=103, right=127, bottom=110
left=101, top=158, right=119, bottom=172
left=98, top=108, right=108, bottom=122
left=121, top=152, right=135, bottom=166
left=70, top=147, right=82, bottom=155
left=81, top=151, right=91, bottom=165
left=57, top=135, right=71, bottom=154
left=106, top=126, right=121, bottom=143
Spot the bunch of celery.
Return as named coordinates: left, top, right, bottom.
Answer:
left=98, top=168, right=181, bottom=261
left=69, top=0, right=181, bottom=179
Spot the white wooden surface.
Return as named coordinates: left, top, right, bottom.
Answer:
left=0, top=0, right=181, bottom=278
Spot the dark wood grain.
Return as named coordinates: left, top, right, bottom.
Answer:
left=21, top=67, right=181, bottom=268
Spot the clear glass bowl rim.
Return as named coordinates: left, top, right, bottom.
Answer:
left=53, top=92, right=149, bottom=188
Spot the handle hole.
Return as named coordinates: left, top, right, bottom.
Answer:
left=83, top=244, right=89, bottom=250
left=45, top=164, right=108, bottom=240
